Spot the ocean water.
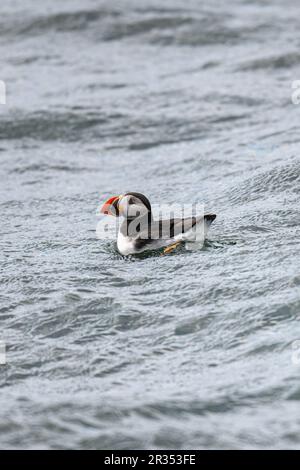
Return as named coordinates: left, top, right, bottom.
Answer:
left=0, top=0, right=300, bottom=449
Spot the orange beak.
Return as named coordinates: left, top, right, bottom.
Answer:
left=100, top=195, right=120, bottom=216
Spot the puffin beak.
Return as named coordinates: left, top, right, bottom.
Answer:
left=100, top=195, right=120, bottom=216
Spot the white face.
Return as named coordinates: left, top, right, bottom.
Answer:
left=118, top=194, right=149, bottom=219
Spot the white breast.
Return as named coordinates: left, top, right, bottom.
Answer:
left=117, top=232, right=136, bottom=256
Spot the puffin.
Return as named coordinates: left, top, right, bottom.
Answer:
left=100, top=192, right=216, bottom=256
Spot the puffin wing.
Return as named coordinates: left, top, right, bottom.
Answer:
left=133, top=214, right=216, bottom=251
left=158, top=214, right=216, bottom=241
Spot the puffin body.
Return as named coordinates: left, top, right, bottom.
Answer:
left=100, top=192, right=216, bottom=256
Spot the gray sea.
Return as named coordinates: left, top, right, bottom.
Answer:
left=0, top=0, right=300, bottom=450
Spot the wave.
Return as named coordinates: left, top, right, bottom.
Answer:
left=227, top=159, right=300, bottom=204
left=0, top=6, right=269, bottom=48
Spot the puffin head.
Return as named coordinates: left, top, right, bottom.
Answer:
left=100, top=192, right=152, bottom=220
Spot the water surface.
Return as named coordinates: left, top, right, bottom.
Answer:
left=0, top=0, right=300, bottom=449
